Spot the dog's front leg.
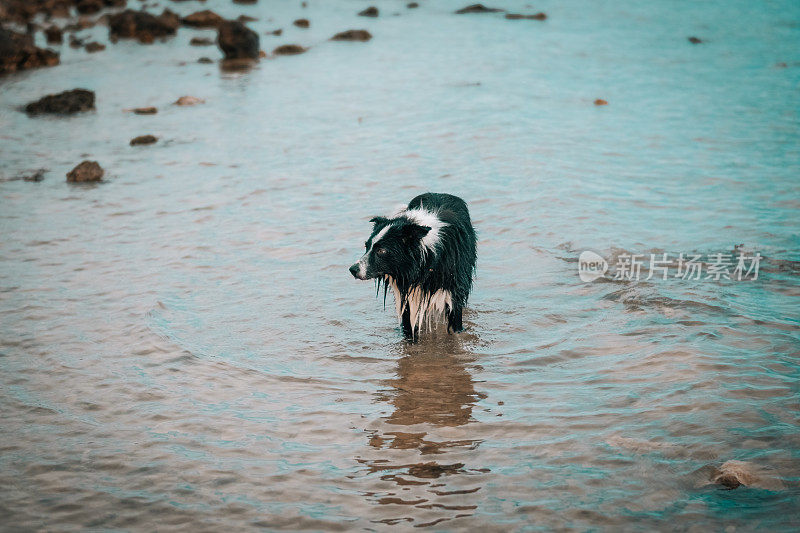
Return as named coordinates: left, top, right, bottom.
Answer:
left=401, top=306, right=415, bottom=340
left=447, top=306, right=464, bottom=333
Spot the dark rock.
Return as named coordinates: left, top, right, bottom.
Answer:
left=455, top=4, right=503, bottom=14
left=232, top=0, right=257, bottom=4
left=69, top=35, right=84, bottom=48
left=130, top=134, right=157, bottom=145
left=66, top=160, right=104, bottom=182
left=0, top=27, right=60, bottom=74
left=44, top=25, right=64, bottom=44
left=76, top=0, right=103, bottom=14
left=293, top=18, right=309, bottom=28
left=237, top=15, right=258, bottom=23
left=133, top=106, right=157, bottom=114
left=358, top=6, right=378, bottom=17
left=273, top=44, right=306, bottom=55
left=181, top=10, right=224, bottom=28
left=108, top=9, right=179, bottom=44
left=190, top=37, right=213, bottom=46
left=505, top=12, right=546, bottom=20
left=330, top=29, right=372, bottom=42
left=216, top=20, right=259, bottom=60
left=407, top=2, right=419, bottom=8
left=267, top=28, right=282, bottom=36
left=25, top=89, right=95, bottom=115
left=85, top=41, right=106, bottom=52
left=688, top=36, right=702, bottom=44
left=197, top=56, right=213, bottom=63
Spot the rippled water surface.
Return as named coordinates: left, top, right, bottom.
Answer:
left=1, top=0, right=799, bottom=530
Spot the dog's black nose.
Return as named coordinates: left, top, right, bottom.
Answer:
left=349, top=264, right=360, bottom=278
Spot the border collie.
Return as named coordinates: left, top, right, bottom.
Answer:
left=349, top=193, right=477, bottom=339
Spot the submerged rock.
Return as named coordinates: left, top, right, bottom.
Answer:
left=699, top=460, right=786, bottom=491
left=130, top=134, right=157, bottom=145
left=330, top=29, right=372, bottom=42
left=174, top=95, right=204, bottom=105
left=0, top=27, right=59, bottom=74
left=66, top=161, right=103, bottom=182
left=358, top=6, right=379, bottom=17
left=190, top=37, right=213, bottom=46
left=181, top=10, right=224, bottom=28
left=273, top=44, right=306, bottom=55
left=407, top=2, right=419, bottom=7
left=197, top=56, right=213, bottom=63
left=133, top=106, right=157, bottom=114
left=84, top=41, right=106, bottom=52
left=25, top=89, right=95, bottom=115
left=688, top=36, right=703, bottom=44
left=21, top=169, right=47, bottom=182
left=505, top=12, right=546, bottom=20
left=455, top=4, right=503, bottom=14
left=407, top=462, right=464, bottom=479
left=293, top=18, right=309, bottom=28
left=594, top=98, right=608, bottom=106
left=108, top=9, right=179, bottom=44
left=267, top=28, right=283, bottom=36
left=217, top=20, right=260, bottom=60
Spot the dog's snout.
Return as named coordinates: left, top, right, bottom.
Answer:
left=349, top=263, right=360, bottom=278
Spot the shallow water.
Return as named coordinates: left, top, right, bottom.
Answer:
left=1, top=0, right=799, bottom=530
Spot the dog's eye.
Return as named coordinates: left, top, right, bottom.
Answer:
left=375, top=247, right=387, bottom=256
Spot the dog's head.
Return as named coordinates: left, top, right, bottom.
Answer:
left=349, top=216, right=431, bottom=280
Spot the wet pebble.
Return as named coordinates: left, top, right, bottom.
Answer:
left=331, top=29, right=372, bottom=42
left=130, top=134, right=158, bottom=146
left=181, top=10, right=224, bottom=28
left=85, top=41, right=106, bottom=53
left=455, top=4, right=503, bottom=14
left=358, top=6, right=379, bottom=17
left=44, top=25, right=63, bottom=44
left=66, top=161, right=103, bottom=182
left=505, top=13, right=546, bottom=20
left=293, top=19, right=309, bottom=28
left=217, top=20, right=260, bottom=60
left=108, top=9, right=180, bottom=44
left=174, top=95, right=204, bottom=106
left=273, top=44, right=307, bottom=56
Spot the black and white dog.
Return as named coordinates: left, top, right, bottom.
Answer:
left=349, top=193, right=477, bottom=339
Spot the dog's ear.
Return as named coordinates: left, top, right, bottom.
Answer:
left=369, top=216, right=390, bottom=228
left=402, top=223, right=431, bottom=242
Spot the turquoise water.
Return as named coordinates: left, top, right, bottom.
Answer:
left=1, top=0, right=799, bottom=529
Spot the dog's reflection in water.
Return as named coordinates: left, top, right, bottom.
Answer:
left=356, top=334, right=490, bottom=528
